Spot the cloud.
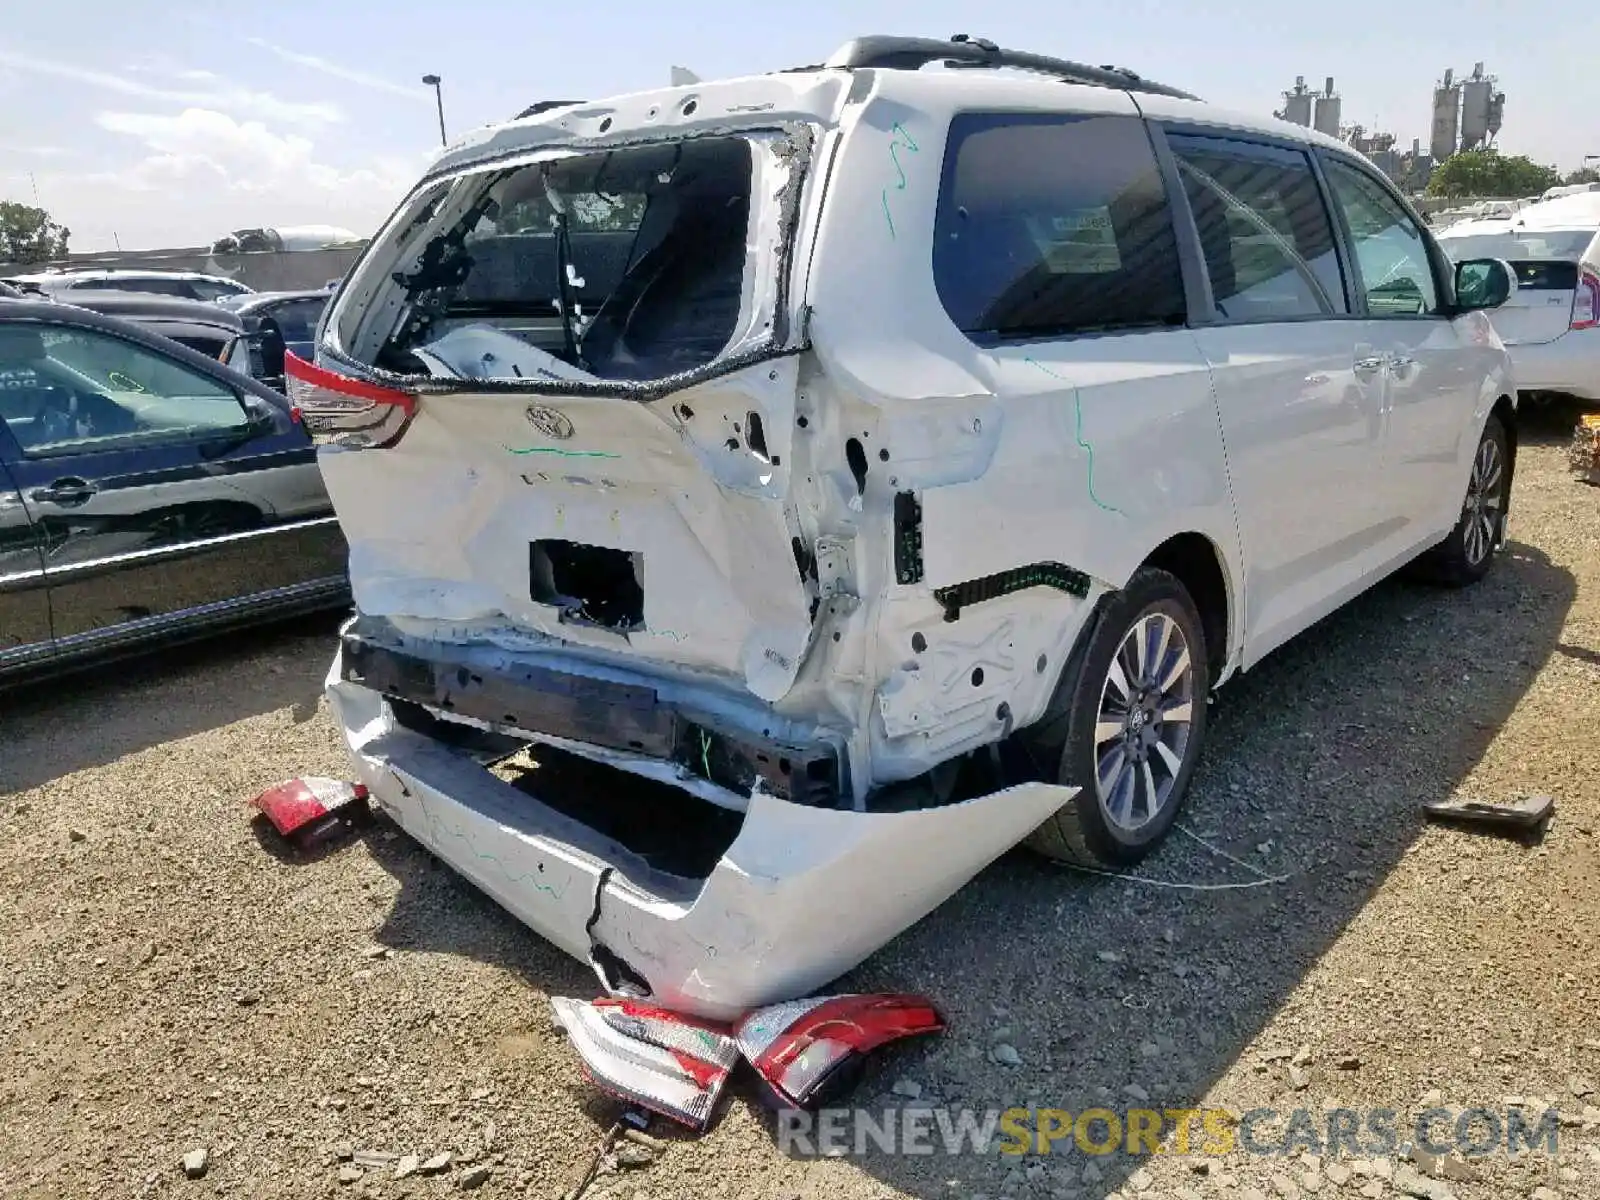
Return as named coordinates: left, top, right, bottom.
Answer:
left=0, top=47, right=342, bottom=126
left=246, top=38, right=424, bottom=101
left=0, top=144, right=76, bottom=158
left=92, top=108, right=411, bottom=198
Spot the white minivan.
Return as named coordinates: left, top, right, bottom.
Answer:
left=290, top=36, right=1520, bottom=1017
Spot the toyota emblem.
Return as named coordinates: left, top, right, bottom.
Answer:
left=525, top=405, right=574, bottom=440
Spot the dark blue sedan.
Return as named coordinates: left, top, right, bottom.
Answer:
left=0, top=299, right=349, bottom=685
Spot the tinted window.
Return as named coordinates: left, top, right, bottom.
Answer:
left=1323, top=159, right=1439, bottom=316
left=0, top=323, right=249, bottom=457
left=933, top=113, right=1186, bottom=341
left=1168, top=134, right=1347, bottom=320
left=263, top=298, right=326, bottom=349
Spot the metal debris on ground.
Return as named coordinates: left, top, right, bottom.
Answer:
left=562, top=1121, right=621, bottom=1200
left=1422, top=793, right=1554, bottom=834
left=1571, top=414, right=1600, bottom=484
left=250, top=777, right=370, bottom=849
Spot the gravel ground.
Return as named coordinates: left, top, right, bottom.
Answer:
left=2, top=405, right=1597, bottom=1200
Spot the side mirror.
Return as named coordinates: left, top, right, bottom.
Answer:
left=1455, top=258, right=1518, bottom=311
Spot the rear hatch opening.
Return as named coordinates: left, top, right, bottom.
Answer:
left=320, top=125, right=812, bottom=393
left=301, top=124, right=824, bottom=707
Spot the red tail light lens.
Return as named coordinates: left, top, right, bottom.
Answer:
left=1572, top=268, right=1600, bottom=331
left=551, top=996, right=738, bottom=1131
left=284, top=350, right=416, bottom=448
left=735, top=993, right=945, bottom=1110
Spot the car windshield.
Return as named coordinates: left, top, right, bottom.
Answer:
left=1437, top=228, right=1595, bottom=261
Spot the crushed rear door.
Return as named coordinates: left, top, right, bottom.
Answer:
left=300, top=127, right=824, bottom=703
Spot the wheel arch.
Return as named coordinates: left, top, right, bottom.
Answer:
left=1491, top=393, right=1517, bottom=499
left=1140, top=531, right=1235, bottom=681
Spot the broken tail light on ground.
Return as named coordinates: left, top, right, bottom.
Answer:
left=284, top=351, right=416, bottom=448
left=251, top=776, right=370, bottom=847
left=551, top=996, right=740, bottom=1131
left=734, top=993, right=946, bottom=1110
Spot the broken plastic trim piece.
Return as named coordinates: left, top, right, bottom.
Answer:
left=551, top=996, right=737, bottom=1130
left=933, top=562, right=1092, bottom=622
left=735, top=993, right=945, bottom=1110
left=252, top=776, right=369, bottom=842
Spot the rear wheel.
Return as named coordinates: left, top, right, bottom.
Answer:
left=1420, top=415, right=1508, bottom=588
left=1022, top=567, right=1211, bottom=867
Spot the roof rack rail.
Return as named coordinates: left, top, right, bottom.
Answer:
left=822, top=34, right=1199, bottom=101
left=514, top=99, right=585, bottom=120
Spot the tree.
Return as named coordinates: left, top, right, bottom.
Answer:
left=0, top=201, right=70, bottom=265
left=1564, top=167, right=1600, bottom=186
left=1425, top=150, right=1560, bottom=199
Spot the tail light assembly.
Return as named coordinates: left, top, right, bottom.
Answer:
left=1572, top=267, right=1600, bottom=331
left=734, top=993, right=946, bottom=1110
left=551, top=991, right=945, bottom=1130
left=550, top=997, right=740, bottom=1132
left=284, top=350, right=416, bottom=448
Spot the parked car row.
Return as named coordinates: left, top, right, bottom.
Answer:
left=0, top=279, right=346, bottom=685
left=1, top=268, right=256, bottom=303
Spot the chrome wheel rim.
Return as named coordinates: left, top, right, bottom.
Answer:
left=1462, top=436, right=1503, bottom=567
left=1093, top=611, right=1197, bottom=833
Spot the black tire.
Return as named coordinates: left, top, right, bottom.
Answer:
left=1419, top=415, right=1509, bottom=588
left=1020, top=567, right=1211, bottom=867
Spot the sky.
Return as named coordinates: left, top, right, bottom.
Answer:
left=0, top=0, right=1591, bottom=253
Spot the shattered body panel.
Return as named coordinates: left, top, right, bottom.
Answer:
left=328, top=643, right=1073, bottom=1018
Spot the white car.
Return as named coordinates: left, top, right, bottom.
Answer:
left=1437, top=193, right=1600, bottom=406
left=3, top=269, right=255, bottom=303
left=290, top=35, right=1520, bottom=1018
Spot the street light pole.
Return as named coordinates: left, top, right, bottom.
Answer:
left=421, top=74, right=447, bottom=146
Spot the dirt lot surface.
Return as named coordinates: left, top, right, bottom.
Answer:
left=3, top=409, right=1598, bottom=1200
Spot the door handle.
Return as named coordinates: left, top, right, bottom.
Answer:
left=31, top=478, right=97, bottom=506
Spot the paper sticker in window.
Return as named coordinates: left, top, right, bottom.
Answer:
left=1027, top=209, right=1122, bottom=274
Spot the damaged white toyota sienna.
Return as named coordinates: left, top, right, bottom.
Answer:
left=292, top=36, right=1520, bottom=1018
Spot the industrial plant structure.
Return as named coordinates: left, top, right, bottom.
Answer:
left=1276, top=62, right=1506, bottom=193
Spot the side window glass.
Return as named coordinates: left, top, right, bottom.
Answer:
left=271, top=300, right=325, bottom=350
left=933, top=113, right=1187, bottom=341
left=1323, top=160, right=1439, bottom=316
left=0, top=323, right=250, bottom=458
left=1167, top=134, right=1347, bottom=321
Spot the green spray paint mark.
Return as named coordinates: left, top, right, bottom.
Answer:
left=1024, top=357, right=1127, bottom=517
left=504, top=445, right=622, bottom=459
left=880, top=122, right=920, bottom=239
left=416, top=793, right=570, bottom=901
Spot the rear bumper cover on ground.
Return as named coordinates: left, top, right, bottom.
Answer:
left=324, top=638, right=1076, bottom=1019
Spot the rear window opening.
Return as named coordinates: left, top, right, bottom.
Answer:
left=374, top=136, right=757, bottom=384
left=530, top=540, right=645, bottom=631
left=1507, top=261, right=1580, bottom=291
